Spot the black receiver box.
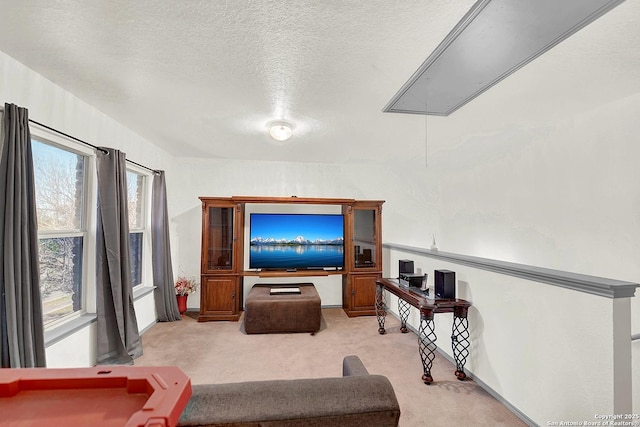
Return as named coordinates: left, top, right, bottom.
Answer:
left=434, top=269, right=456, bottom=299
left=399, top=273, right=423, bottom=288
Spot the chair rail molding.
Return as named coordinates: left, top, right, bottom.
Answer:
left=383, top=242, right=638, bottom=299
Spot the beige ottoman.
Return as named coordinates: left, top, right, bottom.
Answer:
left=244, top=283, right=321, bottom=334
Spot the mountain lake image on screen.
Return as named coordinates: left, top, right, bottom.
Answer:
left=249, top=213, right=345, bottom=270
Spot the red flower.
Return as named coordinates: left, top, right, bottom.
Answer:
left=175, top=277, right=198, bottom=296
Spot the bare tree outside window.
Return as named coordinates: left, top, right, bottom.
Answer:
left=32, top=139, right=85, bottom=325
left=127, top=170, right=145, bottom=287
left=32, top=139, right=149, bottom=324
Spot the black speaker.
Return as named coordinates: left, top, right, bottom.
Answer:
left=399, top=259, right=414, bottom=274
left=434, top=270, right=456, bottom=299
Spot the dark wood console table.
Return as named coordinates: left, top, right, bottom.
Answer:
left=375, top=277, right=472, bottom=385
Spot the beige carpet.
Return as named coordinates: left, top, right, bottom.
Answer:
left=135, top=308, right=526, bottom=427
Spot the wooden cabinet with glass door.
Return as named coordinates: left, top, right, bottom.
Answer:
left=198, top=196, right=383, bottom=320
left=343, top=201, right=383, bottom=317
left=199, top=198, right=243, bottom=321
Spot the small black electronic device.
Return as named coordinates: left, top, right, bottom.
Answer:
left=399, top=273, right=423, bottom=288
left=434, top=269, right=456, bottom=299
left=399, top=259, right=414, bottom=274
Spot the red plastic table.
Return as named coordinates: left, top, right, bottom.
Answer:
left=0, top=365, right=192, bottom=427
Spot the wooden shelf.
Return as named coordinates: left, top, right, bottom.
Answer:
left=230, top=196, right=358, bottom=205
left=243, top=270, right=341, bottom=278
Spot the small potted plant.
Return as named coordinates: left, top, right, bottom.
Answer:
left=175, top=276, right=198, bottom=316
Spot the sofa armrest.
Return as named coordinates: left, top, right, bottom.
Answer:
left=178, top=375, right=400, bottom=427
left=342, top=355, right=370, bottom=376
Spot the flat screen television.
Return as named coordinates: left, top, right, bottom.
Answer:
left=249, top=213, right=344, bottom=270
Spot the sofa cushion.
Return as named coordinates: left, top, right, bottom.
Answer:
left=178, top=374, right=400, bottom=427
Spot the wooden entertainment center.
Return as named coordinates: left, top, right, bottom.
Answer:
left=198, top=196, right=384, bottom=322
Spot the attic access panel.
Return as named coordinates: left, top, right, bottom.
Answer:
left=383, top=0, right=625, bottom=116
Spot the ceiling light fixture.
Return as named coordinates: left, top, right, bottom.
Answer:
left=268, top=121, right=293, bottom=141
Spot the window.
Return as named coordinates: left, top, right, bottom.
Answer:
left=32, top=139, right=88, bottom=326
left=31, top=125, right=151, bottom=329
left=127, top=170, right=146, bottom=288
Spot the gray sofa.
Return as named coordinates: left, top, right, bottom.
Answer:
left=178, top=355, right=401, bottom=426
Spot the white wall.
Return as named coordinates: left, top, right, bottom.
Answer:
left=134, top=291, right=158, bottom=334
left=45, top=322, right=97, bottom=368
left=0, top=50, right=174, bottom=367
left=394, top=91, right=640, bottom=417
left=2, top=0, right=638, bottom=419
left=172, top=159, right=398, bottom=309
left=377, top=4, right=640, bottom=417
left=170, top=1, right=640, bottom=420
left=385, top=248, right=632, bottom=424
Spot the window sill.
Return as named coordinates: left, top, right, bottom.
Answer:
left=44, top=285, right=157, bottom=348
left=133, top=285, right=156, bottom=300
left=44, top=313, right=96, bottom=347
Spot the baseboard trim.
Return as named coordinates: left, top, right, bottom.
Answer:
left=386, top=310, right=538, bottom=427
left=432, top=347, right=538, bottom=427
left=138, top=319, right=158, bottom=335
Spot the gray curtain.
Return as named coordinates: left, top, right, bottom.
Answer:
left=152, top=171, right=181, bottom=321
left=0, top=103, right=46, bottom=368
left=95, top=147, right=142, bottom=365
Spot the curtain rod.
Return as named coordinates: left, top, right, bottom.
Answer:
left=28, top=118, right=160, bottom=175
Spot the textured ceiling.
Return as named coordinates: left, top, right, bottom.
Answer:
left=0, top=1, right=636, bottom=164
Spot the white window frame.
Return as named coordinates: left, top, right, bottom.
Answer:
left=30, top=123, right=98, bottom=329
left=126, top=164, right=153, bottom=291
left=12, top=121, right=154, bottom=333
